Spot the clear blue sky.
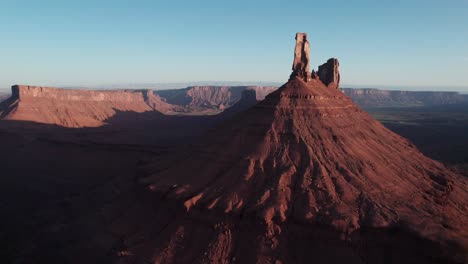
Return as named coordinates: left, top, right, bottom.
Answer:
left=0, top=0, right=467, bottom=91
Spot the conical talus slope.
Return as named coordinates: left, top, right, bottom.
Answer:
left=139, top=77, right=468, bottom=263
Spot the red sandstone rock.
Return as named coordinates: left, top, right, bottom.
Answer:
left=290, top=33, right=312, bottom=81
left=0, top=85, right=177, bottom=127
left=318, top=58, right=340, bottom=89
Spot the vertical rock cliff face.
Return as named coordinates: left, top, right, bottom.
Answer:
left=318, top=58, right=340, bottom=89
left=216, top=89, right=262, bottom=119
left=185, top=86, right=243, bottom=110
left=137, top=33, right=468, bottom=264
left=0, top=85, right=174, bottom=127
left=239, top=89, right=258, bottom=103
left=291, top=33, right=311, bottom=81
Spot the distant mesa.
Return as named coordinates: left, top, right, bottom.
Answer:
left=0, top=85, right=176, bottom=127
left=343, top=88, right=468, bottom=108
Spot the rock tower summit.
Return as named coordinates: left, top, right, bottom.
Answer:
left=290, top=32, right=340, bottom=89
left=291, top=33, right=311, bottom=81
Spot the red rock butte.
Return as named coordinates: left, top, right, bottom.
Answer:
left=137, top=33, right=468, bottom=263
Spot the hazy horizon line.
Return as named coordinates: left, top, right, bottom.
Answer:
left=1, top=81, right=468, bottom=94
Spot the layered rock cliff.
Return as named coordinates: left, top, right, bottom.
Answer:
left=0, top=85, right=175, bottom=127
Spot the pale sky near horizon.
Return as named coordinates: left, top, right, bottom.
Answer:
left=0, top=0, right=467, bottom=91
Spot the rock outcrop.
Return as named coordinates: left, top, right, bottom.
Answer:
left=137, top=33, right=468, bottom=264
left=215, top=89, right=263, bottom=119
left=239, top=88, right=257, bottom=104
left=290, top=33, right=340, bottom=90
left=318, top=58, right=340, bottom=89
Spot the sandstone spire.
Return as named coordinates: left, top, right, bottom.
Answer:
left=291, top=33, right=311, bottom=81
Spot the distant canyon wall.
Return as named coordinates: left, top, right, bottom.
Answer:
left=342, top=88, right=468, bottom=108
left=155, top=86, right=277, bottom=110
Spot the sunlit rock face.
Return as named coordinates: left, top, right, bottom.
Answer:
left=0, top=85, right=174, bottom=127
left=291, top=32, right=311, bottom=81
